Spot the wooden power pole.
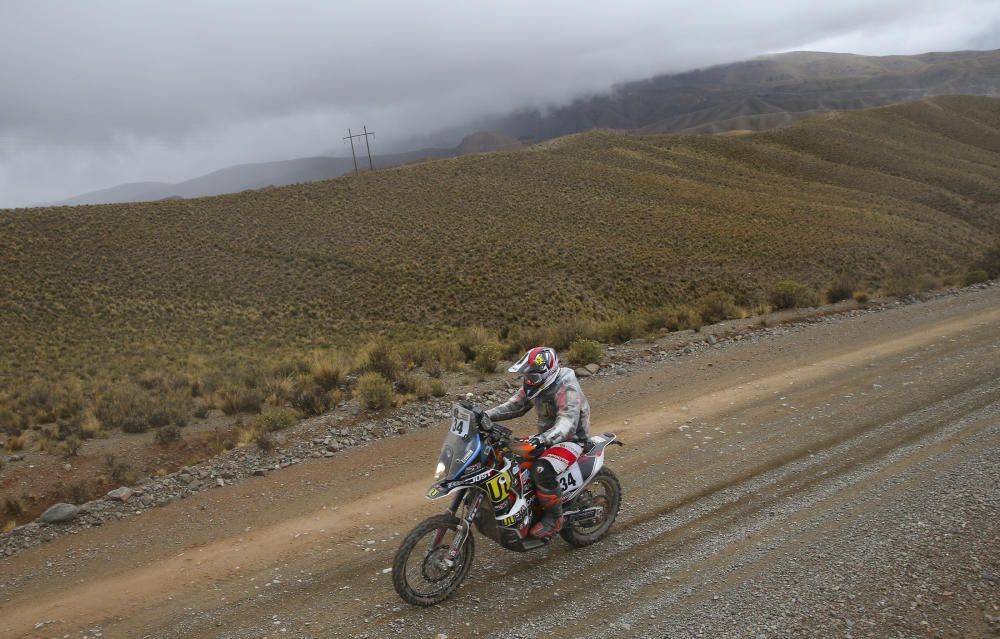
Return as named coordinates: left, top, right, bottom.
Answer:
left=343, top=126, right=376, bottom=174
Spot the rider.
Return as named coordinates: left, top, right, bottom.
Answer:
left=485, top=346, right=591, bottom=538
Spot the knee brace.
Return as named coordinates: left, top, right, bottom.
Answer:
left=532, top=459, right=558, bottom=492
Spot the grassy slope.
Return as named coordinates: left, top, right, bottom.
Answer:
left=1, top=96, right=999, bottom=395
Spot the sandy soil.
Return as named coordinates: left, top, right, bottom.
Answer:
left=1, top=287, right=998, bottom=639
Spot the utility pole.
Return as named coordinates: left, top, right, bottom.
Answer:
left=362, top=125, right=375, bottom=171
left=343, top=128, right=359, bottom=176
left=343, top=126, right=376, bottom=175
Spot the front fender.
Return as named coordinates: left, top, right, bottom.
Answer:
left=425, top=479, right=470, bottom=500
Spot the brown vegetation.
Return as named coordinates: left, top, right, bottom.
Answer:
left=0, top=96, right=998, bottom=443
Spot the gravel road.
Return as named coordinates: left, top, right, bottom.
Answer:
left=2, top=286, right=998, bottom=639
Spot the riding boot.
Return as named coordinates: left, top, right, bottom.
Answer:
left=529, top=487, right=564, bottom=538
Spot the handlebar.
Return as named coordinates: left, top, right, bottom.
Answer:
left=460, top=400, right=513, bottom=445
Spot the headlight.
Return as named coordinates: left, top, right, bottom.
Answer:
left=434, top=462, right=446, bottom=480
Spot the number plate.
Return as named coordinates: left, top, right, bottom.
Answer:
left=450, top=406, right=472, bottom=438
left=556, top=464, right=584, bottom=493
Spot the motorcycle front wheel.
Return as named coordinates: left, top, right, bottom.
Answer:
left=392, top=513, right=475, bottom=606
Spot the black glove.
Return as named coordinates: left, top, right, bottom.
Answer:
left=525, top=434, right=545, bottom=448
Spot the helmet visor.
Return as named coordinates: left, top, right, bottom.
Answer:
left=523, top=371, right=545, bottom=387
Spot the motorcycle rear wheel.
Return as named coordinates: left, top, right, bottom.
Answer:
left=392, top=513, right=475, bottom=606
left=560, top=467, right=622, bottom=547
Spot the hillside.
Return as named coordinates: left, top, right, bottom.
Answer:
left=0, top=96, right=998, bottom=441
left=492, top=50, right=1000, bottom=139
left=53, top=132, right=523, bottom=206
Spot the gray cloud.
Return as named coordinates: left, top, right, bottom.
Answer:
left=1, top=0, right=998, bottom=207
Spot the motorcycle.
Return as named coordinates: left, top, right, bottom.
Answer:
left=392, top=399, right=623, bottom=606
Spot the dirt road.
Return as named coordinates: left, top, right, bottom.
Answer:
left=2, top=287, right=998, bottom=638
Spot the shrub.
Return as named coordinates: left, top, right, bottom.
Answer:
left=155, top=423, right=182, bottom=444
left=308, top=352, right=346, bottom=391
left=598, top=314, right=645, bottom=343
left=965, top=269, right=989, bottom=285
left=769, top=280, right=818, bottom=309
left=973, top=241, right=1000, bottom=278
left=458, top=326, right=497, bottom=362
left=826, top=277, right=856, bottom=303
left=566, top=339, right=602, bottom=366
left=254, top=429, right=276, bottom=452
left=3, top=496, right=24, bottom=519
left=290, top=384, right=331, bottom=416
left=473, top=342, right=503, bottom=374
left=255, top=406, right=298, bottom=432
left=430, top=379, right=447, bottom=398
left=214, top=385, right=263, bottom=415
left=102, top=454, right=135, bottom=484
left=63, top=480, right=92, bottom=504
left=425, top=359, right=443, bottom=379
left=357, top=372, right=394, bottom=410
left=79, top=411, right=101, bottom=439
left=261, top=374, right=297, bottom=407
left=361, top=339, right=401, bottom=381
left=62, top=436, right=82, bottom=458
left=414, top=379, right=432, bottom=401
left=5, top=434, right=25, bottom=451
left=396, top=372, right=421, bottom=395
left=95, top=383, right=158, bottom=433
left=433, top=341, right=465, bottom=371
left=698, top=291, right=739, bottom=324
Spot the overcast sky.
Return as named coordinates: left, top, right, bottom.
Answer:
left=1, top=0, right=999, bottom=208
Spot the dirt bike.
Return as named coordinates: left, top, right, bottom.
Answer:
left=392, top=399, right=623, bottom=606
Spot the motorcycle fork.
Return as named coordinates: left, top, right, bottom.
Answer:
left=432, top=492, right=467, bottom=547
left=445, top=491, right=483, bottom=562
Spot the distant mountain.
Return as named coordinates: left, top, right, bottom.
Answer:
left=54, top=133, right=522, bottom=206
left=52, top=49, right=1000, bottom=206
left=488, top=49, right=1000, bottom=139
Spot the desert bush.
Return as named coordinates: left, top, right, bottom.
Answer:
left=308, top=351, right=347, bottom=391
left=972, top=241, right=1000, bottom=278
left=5, top=434, right=25, bottom=451
left=458, top=326, right=497, bottom=362
left=598, top=314, right=646, bottom=343
left=261, top=374, right=297, bottom=407
left=566, top=339, right=602, bottom=366
left=3, top=496, right=24, bottom=519
left=396, top=371, right=421, bottom=395
left=255, top=406, right=298, bottom=432
left=361, top=339, right=402, bottom=381
left=853, top=291, right=870, bottom=304
left=357, top=372, right=394, bottom=410
left=698, top=291, right=739, bottom=324
left=431, top=341, right=465, bottom=372
left=289, top=383, right=331, bottom=416
left=62, top=436, right=82, bottom=458
left=155, top=423, right=182, bottom=444
left=103, top=454, right=135, bottom=484
left=473, top=342, right=503, bottom=374
left=214, top=385, right=263, bottom=416
left=965, top=269, right=989, bottom=285
left=430, top=379, right=447, bottom=398
left=414, top=379, right=432, bottom=401
left=254, top=429, right=276, bottom=452
left=769, top=280, right=818, bottom=309
left=63, top=480, right=93, bottom=504
left=537, top=317, right=598, bottom=351
left=79, top=411, right=101, bottom=439
left=825, top=277, right=856, bottom=303
left=425, top=359, right=443, bottom=379
left=95, top=383, right=158, bottom=433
